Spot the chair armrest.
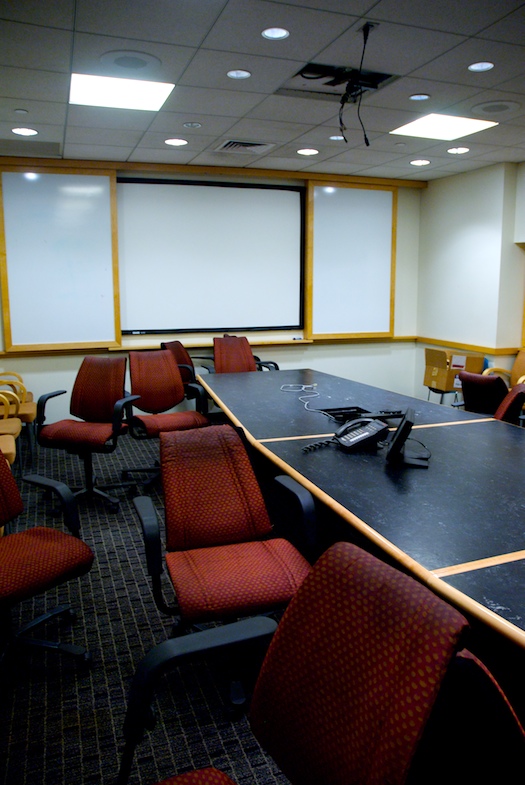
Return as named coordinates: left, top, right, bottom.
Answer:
left=36, top=389, right=67, bottom=426
left=256, top=361, right=280, bottom=371
left=133, top=495, right=163, bottom=578
left=186, top=381, right=209, bottom=415
left=113, top=394, right=140, bottom=434
left=22, top=474, right=81, bottom=536
left=273, top=474, right=317, bottom=557
left=117, top=616, right=277, bottom=784
left=482, top=367, right=511, bottom=380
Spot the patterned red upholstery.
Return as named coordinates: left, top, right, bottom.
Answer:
left=38, top=356, right=129, bottom=451
left=249, top=541, right=469, bottom=785
left=0, top=451, right=24, bottom=523
left=160, top=340, right=195, bottom=387
left=0, top=526, right=94, bottom=605
left=162, top=425, right=272, bottom=550
left=159, top=425, right=311, bottom=623
left=213, top=336, right=257, bottom=373
left=157, top=770, right=235, bottom=785
left=494, top=382, right=525, bottom=424
left=128, top=351, right=208, bottom=437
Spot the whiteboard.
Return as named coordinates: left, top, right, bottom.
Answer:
left=117, top=180, right=303, bottom=333
left=1, top=172, right=116, bottom=348
left=312, top=185, right=394, bottom=335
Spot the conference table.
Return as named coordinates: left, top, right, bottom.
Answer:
left=198, top=368, right=525, bottom=658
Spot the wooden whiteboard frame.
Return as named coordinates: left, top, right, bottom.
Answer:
left=0, top=167, right=121, bottom=352
left=305, top=181, right=397, bottom=340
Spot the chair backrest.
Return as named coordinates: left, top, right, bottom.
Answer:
left=0, top=451, right=24, bottom=526
left=459, top=370, right=508, bottom=415
left=160, top=425, right=273, bottom=551
left=510, top=349, right=525, bottom=387
left=160, top=340, right=194, bottom=387
left=129, top=351, right=185, bottom=413
left=494, top=382, right=525, bottom=424
left=249, top=541, right=469, bottom=785
left=70, top=356, right=127, bottom=423
left=213, top=336, right=258, bottom=373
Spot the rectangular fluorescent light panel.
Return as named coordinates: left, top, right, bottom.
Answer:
left=390, top=113, right=498, bottom=141
left=69, top=73, right=175, bottom=111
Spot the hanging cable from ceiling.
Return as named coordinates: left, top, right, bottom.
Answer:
left=339, top=22, right=375, bottom=146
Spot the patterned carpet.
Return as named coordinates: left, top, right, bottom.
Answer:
left=0, top=435, right=289, bottom=785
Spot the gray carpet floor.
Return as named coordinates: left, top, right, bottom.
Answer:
left=0, top=434, right=289, bottom=785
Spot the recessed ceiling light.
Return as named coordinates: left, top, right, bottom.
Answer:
left=164, top=138, right=188, bottom=146
left=468, top=61, right=494, bottom=72
left=262, top=27, right=289, bottom=40
left=14, top=108, right=28, bottom=115
left=12, top=127, right=38, bottom=136
left=390, top=113, right=497, bottom=141
left=329, top=135, right=345, bottom=141
left=227, top=69, right=251, bottom=79
left=69, top=73, right=174, bottom=111
left=297, top=148, right=319, bottom=156
left=448, top=147, right=469, bottom=155
left=409, top=94, right=430, bottom=101
left=410, top=159, right=430, bottom=166
left=183, top=122, right=202, bottom=129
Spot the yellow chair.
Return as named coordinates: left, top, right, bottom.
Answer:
left=0, top=370, right=34, bottom=401
left=0, top=378, right=37, bottom=464
left=482, top=349, right=525, bottom=389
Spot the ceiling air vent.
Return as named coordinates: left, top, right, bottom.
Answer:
left=214, top=140, right=275, bottom=154
left=0, top=139, right=62, bottom=157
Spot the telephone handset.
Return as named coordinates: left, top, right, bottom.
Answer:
left=333, top=418, right=389, bottom=451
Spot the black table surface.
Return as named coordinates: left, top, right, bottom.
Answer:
left=199, top=368, right=525, bottom=643
left=202, top=368, right=484, bottom=439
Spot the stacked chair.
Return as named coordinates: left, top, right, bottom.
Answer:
left=117, top=541, right=525, bottom=785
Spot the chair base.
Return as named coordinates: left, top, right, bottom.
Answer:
left=2, top=603, right=91, bottom=665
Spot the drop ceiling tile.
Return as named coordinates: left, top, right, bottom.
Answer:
left=177, top=49, right=302, bottom=93
left=363, top=77, right=482, bottom=112
left=72, top=33, right=196, bottom=83
left=65, top=125, right=144, bottom=147
left=134, top=131, right=217, bottom=151
left=74, top=0, right=229, bottom=46
left=477, top=6, right=525, bottom=45
left=161, top=85, right=267, bottom=117
left=63, top=142, right=132, bottom=161
left=0, top=0, right=74, bottom=27
left=0, top=98, right=67, bottom=125
left=67, top=105, right=157, bottom=131
left=247, top=94, right=340, bottom=124
left=0, top=20, right=72, bottom=71
left=201, top=0, right=357, bottom=60
left=0, top=66, right=70, bottom=102
left=410, top=38, right=525, bottom=87
left=368, top=0, right=523, bottom=35
left=147, top=112, right=237, bottom=136
left=315, top=21, right=466, bottom=77
left=0, top=120, right=63, bottom=142
left=222, top=117, right=310, bottom=143
left=126, top=147, right=203, bottom=164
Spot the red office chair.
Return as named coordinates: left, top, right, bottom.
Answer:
left=118, top=541, right=525, bottom=785
left=123, top=350, right=209, bottom=485
left=0, top=454, right=94, bottom=664
left=494, top=383, right=525, bottom=425
left=134, top=424, right=312, bottom=635
left=36, top=355, right=138, bottom=511
left=212, top=336, right=279, bottom=373
left=160, top=341, right=209, bottom=414
left=458, top=370, right=508, bottom=415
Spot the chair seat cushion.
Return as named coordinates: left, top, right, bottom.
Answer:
left=157, top=769, right=236, bottom=784
left=131, top=411, right=208, bottom=438
left=166, top=538, right=311, bottom=622
left=39, top=419, right=127, bottom=448
left=0, top=527, right=94, bottom=605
